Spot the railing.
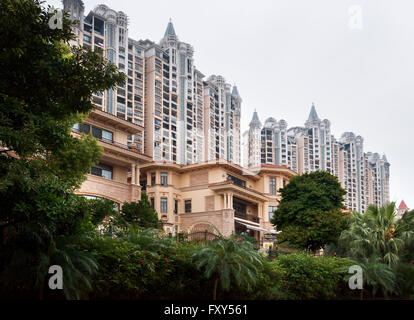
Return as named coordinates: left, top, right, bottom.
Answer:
left=72, top=128, right=150, bottom=158
left=92, top=107, right=144, bottom=129
left=234, top=211, right=260, bottom=223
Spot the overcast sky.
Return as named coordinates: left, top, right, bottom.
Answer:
left=48, top=0, right=414, bottom=209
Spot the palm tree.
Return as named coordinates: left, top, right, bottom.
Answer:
left=192, top=234, right=263, bottom=300
left=339, top=202, right=414, bottom=298
left=0, top=223, right=98, bottom=300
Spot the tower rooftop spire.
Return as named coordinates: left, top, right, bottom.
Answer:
left=398, top=200, right=408, bottom=210
left=252, top=109, right=259, bottom=121
left=249, top=109, right=261, bottom=128
left=307, top=103, right=320, bottom=122
left=164, top=19, right=176, bottom=37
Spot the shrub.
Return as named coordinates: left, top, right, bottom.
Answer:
left=82, top=230, right=212, bottom=300
left=396, top=263, right=414, bottom=298
left=269, top=253, right=356, bottom=299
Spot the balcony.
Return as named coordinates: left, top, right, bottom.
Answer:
left=234, top=211, right=260, bottom=223
left=89, top=108, right=144, bottom=135
left=77, top=173, right=141, bottom=204
left=71, top=129, right=151, bottom=162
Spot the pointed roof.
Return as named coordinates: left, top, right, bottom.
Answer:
left=232, top=85, right=240, bottom=97
left=308, top=103, right=320, bottom=122
left=249, top=109, right=261, bottom=128
left=398, top=200, right=408, bottom=210
left=164, top=19, right=176, bottom=37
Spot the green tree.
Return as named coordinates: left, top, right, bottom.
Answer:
left=0, top=0, right=124, bottom=299
left=339, top=203, right=414, bottom=298
left=193, top=235, right=263, bottom=300
left=396, top=209, right=414, bottom=263
left=117, top=193, right=160, bottom=229
left=271, top=171, right=348, bottom=251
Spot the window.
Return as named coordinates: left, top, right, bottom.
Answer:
left=90, top=163, right=113, bottom=180
left=151, top=173, right=156, bottom=186
left=92, top=126, right=113, bottom=142
left=161, top=173, right=168, bottom=186
left=227, top=174, right=246, bottom=188
left=160, top=198, right=168, bottom=213
left=75, top=123, right=114, bottom=143
left=150, top=197, right=155, bottom=209
left=174, top=200, right=178, bottom=214
left=185, top=200, right=192, bottom=213
left=270, top=177, right=277, bottom=195
left=268, top=206, right=278, bottom=221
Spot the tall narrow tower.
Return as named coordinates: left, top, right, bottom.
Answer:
left=247, top=110, right=262, bottom=168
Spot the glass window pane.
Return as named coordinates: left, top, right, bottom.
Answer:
left=102, top=129, right=113, bottom=142
left=92, top=126, right=102, bottom=139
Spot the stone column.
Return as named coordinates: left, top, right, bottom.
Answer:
left=229, top=193, right=233, bottom=209
left=135, top=164, right=140, bottom=185
left=131, top=163, right=136, bottom=185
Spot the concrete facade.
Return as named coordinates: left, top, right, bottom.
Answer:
left=243, top=104, right=391, bottom=212
left=139, top=160, right=295, bottom=243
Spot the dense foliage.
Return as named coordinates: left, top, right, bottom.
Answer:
left=0, top=0, right=124, bottom=299
left=75, top=230, right=357, bottom=300
left=193, top=235, right=263, bottom=300
left=339, top=203, right=414, bottom=298
left=271, top=171, right=349, bottom=251
left=116, top=193, right=160, bottom=229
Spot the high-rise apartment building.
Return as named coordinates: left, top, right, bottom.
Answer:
left=260, top=117, right=289, bottom=167
left=63, top=2, right=147, bottom=153
left=203, top=76, right=242, bottom=163
left=366, top=152, right=391, bottom=208
left=63, top=1, right=242, bottom=165
left=243, top=104, right=390, bottom=213
left=243, top=110, right=262, bottom=168
left=339, top=132, right=365, bottom=212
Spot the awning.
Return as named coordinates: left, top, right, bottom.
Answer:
left=236, top=221, right=282, bottom=235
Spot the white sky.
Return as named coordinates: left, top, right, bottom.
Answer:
left=47, top=0, right=414, bottom=209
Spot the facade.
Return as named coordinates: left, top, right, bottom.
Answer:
left=366, top=152, right=391, bottom=208
left=203, top=76, right=242, bottom=164
left=72, top=109, right=152, bottom=210
left=243, top=104, right=391, bottom=213
left=63, top=1, right=242, bottom=166
left=140, top=160, right=295, bottom=243
left=339, top=132, right=365, bottom=212
left=63, top=0, right=246, bottom=221
left=260, top=117, right=289, bottom=167
left=243, top=110, right=262, bottom=168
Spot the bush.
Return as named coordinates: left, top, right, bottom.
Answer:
left=268, top=254, right=356, bottom=299
left=396, top=263, right=414, bottom=298
left=80, top=231, right=358, bottom=300
left=82, top=230, right=212, bottom=300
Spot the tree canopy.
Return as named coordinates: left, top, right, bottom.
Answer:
left=0, top=0, right=124, bottom=299
left=117, top=193, right=160, bottom=229
left=271, top=171, right=349, bottom=251
left=339, top=203, right=414, bottom=298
